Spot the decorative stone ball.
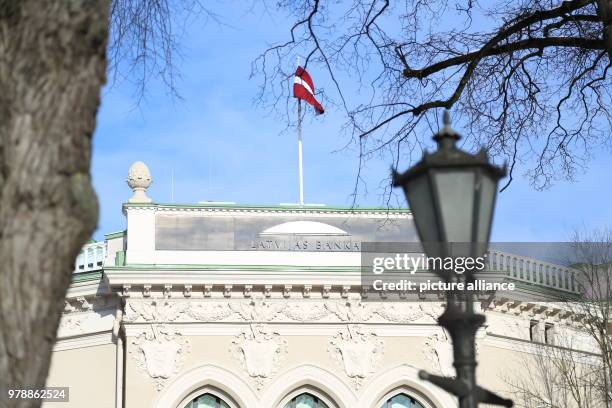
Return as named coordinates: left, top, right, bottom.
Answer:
left=127, top=161, right=152, bottom=190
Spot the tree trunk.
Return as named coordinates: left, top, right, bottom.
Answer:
left=0, top=1, right=108, bottom=407
left=597, top=0, right=612, bottom=60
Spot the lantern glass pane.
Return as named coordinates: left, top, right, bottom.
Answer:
left=432, top=169, right=475, bottom=243
left=405, top=173, right=440, bottom=243
left=476, top=172, right=497, bottom=244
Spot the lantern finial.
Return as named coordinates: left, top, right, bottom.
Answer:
left=434, top=109, right=460, bottom=147
left=443, top=110, right=451, bottom=126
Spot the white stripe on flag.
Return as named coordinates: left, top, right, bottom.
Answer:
left=294, top=76, right=314, bottom=96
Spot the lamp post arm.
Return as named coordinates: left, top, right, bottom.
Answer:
left=418, top=370, right=469, bottom=397
left=418, top=371, right=514, bottom=407
left=475, top=386, right=514, bottom=407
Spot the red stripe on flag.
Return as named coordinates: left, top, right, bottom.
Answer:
left=293, top=66, right=324, bottom=115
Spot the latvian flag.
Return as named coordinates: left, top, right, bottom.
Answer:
left=293, top=66, right=324, bottom=114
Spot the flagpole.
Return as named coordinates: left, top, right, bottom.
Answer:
left=297, top=57, right=304, bottom=206
left=298, top=98, right=304, bottom=205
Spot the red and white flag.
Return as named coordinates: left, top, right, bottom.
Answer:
left=293, top=66, right=324, bottom=115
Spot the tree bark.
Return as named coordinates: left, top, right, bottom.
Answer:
left=0, top=1, right=108, bottom=407
left=597, top=0, right=612, bottom=60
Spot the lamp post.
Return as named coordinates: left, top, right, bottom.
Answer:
left=392, top=111, right=513, bottom=408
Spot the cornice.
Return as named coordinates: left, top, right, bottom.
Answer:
left=122, top=202, right=411, bottom=217
left=53, top=331, right=114, bottom=352
left=105, top=269, right=363, bottom=287
left=482, top=333, right=600, bottom=360
left=66, top=275, right=110, bottom=298
left=106, top=263, right=362, bottom=272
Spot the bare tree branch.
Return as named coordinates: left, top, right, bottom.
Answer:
left=254, top=0, right=611, bottom=203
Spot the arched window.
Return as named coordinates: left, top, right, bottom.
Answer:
left=381, top=393, right=426, bottom=408
left=283, top=393, right=329, bottom=408
left=184, top=393, right=231, bottom=408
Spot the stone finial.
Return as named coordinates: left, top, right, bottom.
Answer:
left=127, top=161, right=152, bottom=203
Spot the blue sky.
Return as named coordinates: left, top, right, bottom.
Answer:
left=91, top=3, right=612, bottom=242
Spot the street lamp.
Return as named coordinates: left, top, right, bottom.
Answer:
left=393, top=111, right=513, bottom=408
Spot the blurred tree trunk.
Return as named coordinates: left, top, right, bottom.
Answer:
left=0, top=1, right=108, bottom=407
left=597, top=0, right=612, bottom=59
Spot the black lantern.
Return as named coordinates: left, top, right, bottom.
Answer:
left=393, top=111, right=506, bottom=263
left=392, top=111, right=513, bottom=408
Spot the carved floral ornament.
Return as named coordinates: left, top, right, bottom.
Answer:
left=58, top=297, right=117, bottom=337
left=130, top=324, right=190, bottom=391
left=328, top=325, right=384, bottom=389
left=123, top=298, right=443, bottom=324
left=63, top=296, right=110, bottom=314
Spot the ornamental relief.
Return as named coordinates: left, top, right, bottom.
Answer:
left=187, top=301, right=234, bottom=321
left=229, top=298, right=287, bottom=321
left=325, top=301, right=374, bottom=321
left=422, top=331, right=483, bottom=378
left=63, top=296, right=112, bottom=313
left=230, top=324, right=287, bottom=390
left=124, top=299, right=188, bottom=322
left=130, top=324, right=190, bottom=391
left=283, top=302, right=329, bottom=321
left=123, top=299, right=439, bottom=324
left=328, top=324, right=384, bottom=389
left=57, top=308, right=117, bottom=338
left=422, top=332, right=454, bottom=377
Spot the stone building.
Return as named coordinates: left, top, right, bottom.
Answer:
left=44, top=162, right=594, bottom=408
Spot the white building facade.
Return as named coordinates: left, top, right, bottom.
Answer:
left=44, top=163, right=592, bottom=408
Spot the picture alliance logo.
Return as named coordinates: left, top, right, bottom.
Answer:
left=371, top=254, right=487, bottom=275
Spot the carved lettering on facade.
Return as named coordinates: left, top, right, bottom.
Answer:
left=249, top=239, right=361, bottom=251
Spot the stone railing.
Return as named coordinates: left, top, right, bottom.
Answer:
left=487, top=250, right=580, bottom=293
left=73, top=238, right=581, bottom=294
left=74, top=241, right=106, bottom=273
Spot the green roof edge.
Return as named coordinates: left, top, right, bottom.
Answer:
left=104, top=230, right=126, bottom=240
left=71, top=270, right=103, bottom=283
left=122, top=202, right=411, bottom=213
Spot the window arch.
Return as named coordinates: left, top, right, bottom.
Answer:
left=277, top=386, right=339, bottom=408
left=184, top=393, right=231, bottom=408
left=178, top=386, right=240, bottom=408
left=380, top=393, right=426, bottom=408
left=283, top=392, right=329, bottom=408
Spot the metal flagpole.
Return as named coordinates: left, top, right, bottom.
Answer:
left=298, top=99, right=304, bottom=205
left=297, top=57, right=304, bottom=205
